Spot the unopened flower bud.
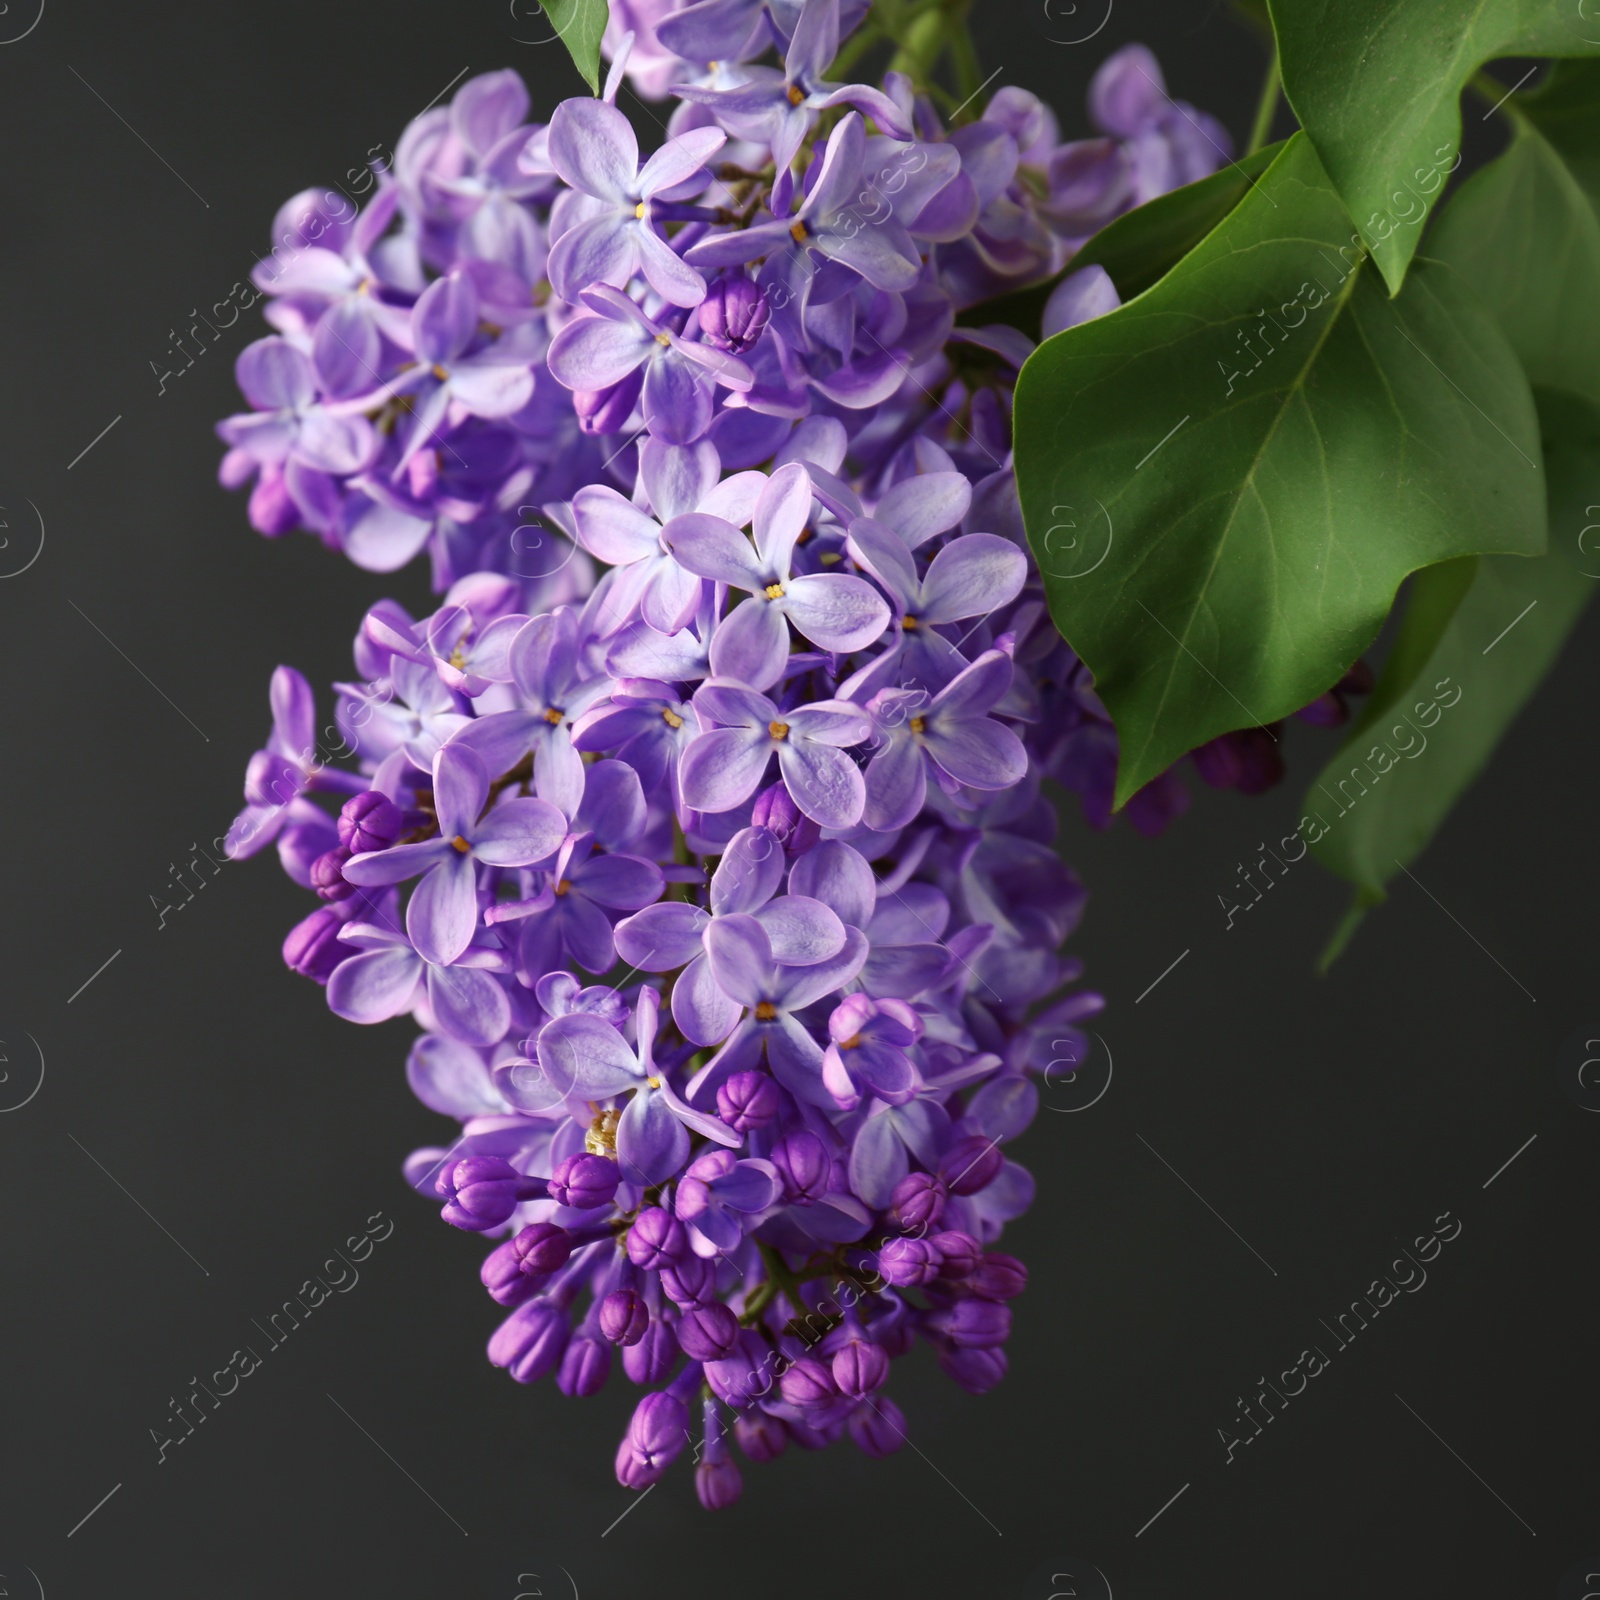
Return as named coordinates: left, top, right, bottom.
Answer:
left=625, top=1206, right=687, bottom=1269
left=831, top=1338, right=889, bottom=1398
left=888, top=1171, right=946, bottom=1231
left=734, top=1411, right=789, bottom=1463
left=698, top=272, right=770, bottom=354
left=622, top=1319, right=679, bottom=1384
left=770, top=1131, right=831, bottom=1203
left=876, top=1235, right=943, bottom=1287
left=848, top=1394, right=907, bottom=1457
left=968, top=1252, right=1028, bottom=1301
left=310, top=846, right=356, bottom=902
left=778, top=1354, right=839, bottom=1409
left=750, top=780, right=821, bottom=856
left=931, top=1229, right=981, bottom=1280
left=488, top=1300, right=570, bottom=1384
left=337, top=790, right=402, bottom=854
left=675, top=1302, right=740, bottom=1361
left=599, top=1288, right=650, bottom=1347
left=556, top=1334, right=613, bottom=1397
left=282, top=907, right=348, bottom=983
left=435, top=1158, right=548, bottom=1232
left=661, top=1255, right=716, bottom=1307
left=548, top=1152, right=620, bottom=1210
left=716, top=1069, right=781, bottom=1133
left=940, top=1134, right=1003, bottom=1196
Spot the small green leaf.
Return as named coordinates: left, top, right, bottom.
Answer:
left=1013, top=134, right=1545, bottom=810
left=543, top=0, right=609, bottom=93
left=1269, top=0, right=1600, bottom=293
left=1308, top=389, right=1598, bottom=962
left=966, top=145, right=1283, bottom=338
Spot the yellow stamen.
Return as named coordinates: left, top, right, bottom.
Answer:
left=656, top=331, right=672, bottom=346
left=789, top=220, right=809, bottom=243
left=634, top=201, right=647, bottom=220
left=585, top=1107, right=620, bottom=1154
left=647, top=1075, right=662, bottom=1089
left=451, top=835, right=471, bottom=853
left=909, top=716, right=926, bottom=735
left=430, top=363, right=449, bottom=381
left=901, top=614, right=918, bottom=629
left=839, top=1032, right=862, bottom=1050
left=544, top=706, right=564, bottom=724
left=764, top=582, right=785, bottom=599
left=819, top=551, right=842, bottom=566
left=754, top=1000, right=778, bottom=1020
left=768, top=720, right=790, bottom=740
left=554, top=878, right=572, bottom=896
left=787, top=84, right=806, bottom=106
left=661, top=706, right=684, bottom=729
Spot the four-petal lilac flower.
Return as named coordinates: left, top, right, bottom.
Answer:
left=343, top=742, right=565, bottom=964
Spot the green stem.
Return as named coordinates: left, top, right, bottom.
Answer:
left=1244, top=49, right=1281, bottom=156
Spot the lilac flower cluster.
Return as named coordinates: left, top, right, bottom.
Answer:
left=223, top=8, right=1233, bottom=1506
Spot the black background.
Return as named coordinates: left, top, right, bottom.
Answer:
left=1, top=3, right=1596, bottom=1596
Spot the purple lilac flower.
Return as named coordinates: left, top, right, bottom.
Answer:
left=215, top=31, right=1258, bottom=1507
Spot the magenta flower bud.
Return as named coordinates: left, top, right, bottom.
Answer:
left=848, top=1394, right=908, bottom=1458
left=698, top=272, right=770, bottom=354
left=786, top=1417, right=840, bottom=1450
left=940, top=1134, right=1004, bottom=1196
left=625, top=1206, right=687, bottom=1269
left=750, top=780, right=821, bottom=856
left=888, top=1171, right=947, bottom=1231
left=488, top=1300, right=570, bottom=1384
left=600, top=1288, right=651, bottom=1347
left=778, top=1354, right=839, bottom=1409
left=556, top=1334, right=613, bottom=1397
left=622, top=1319, right=679, bottom=1384
left=716, top=1069, right=781, bottom=1133
left=770, top=1130, right=831, bottom=1203
left=310, top=846, right=356, bottom=903
left=573, top=368, right=644, bottom=435
left=968, top=1252, right=1028, bottom=1301
left=830, top=1338, right=889, bottom=1398
left=282, top=907, right=348, bottom=983
left=675, top=1301, right=740, bottom=1361
left=931, top=1229, right=981, bottom=1280
left=734, top=1410, right=789, bottom=1463
left=938, top=1344, right=1008, bottom=1394
left=548, top=1152, right=620, bottom=1210
left=625, top=1390, right=690, bottom=1482
left=927, top=1298, right=1012, bottom=1349
left=435, top=1158, right=548, bottom=1232
left=337, top=790, right=402, bottom=854
left=479, top=1227, right=566, bottom=1307
left=661, top=1255, right=716, bottom=1307
left=876, top=1235, right=944, bottom=1287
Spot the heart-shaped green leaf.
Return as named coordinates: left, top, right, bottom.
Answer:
left=1014, top=134, right=1546, bottom=810
left=1270, top=0, right=1600, bottom=293
left=544, top=0, right=610, bottom=93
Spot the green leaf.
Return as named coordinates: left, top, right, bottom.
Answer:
left=965, top=145, right=1283, bottom=339
left=1427, top=123, right=1600, bottom=411
left=1013, top=134, right=1546, bottom=811
left=543, top=0, right=609, bottom=93
left=1306, top=100, right=1600, bottom=961
left=1522, top=60, right=1600, bottom=209
left=1269, top=0, right=1600, bottom=293
left=1308, top=388, right=1598, bottom=965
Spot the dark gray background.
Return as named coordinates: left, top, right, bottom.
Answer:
left=1, top=3, right=1595, bottom=1596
